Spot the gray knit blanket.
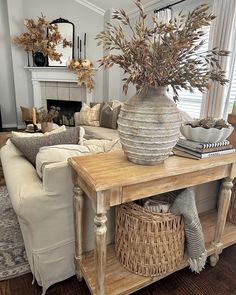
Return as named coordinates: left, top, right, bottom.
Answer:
left=170, top=188, right=207, bottom=273
left=144, top=188, right=207, bottom=273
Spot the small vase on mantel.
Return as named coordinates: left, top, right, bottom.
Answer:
left=41, top=122, right=53, bottom=133
left=32, top=52, right=47, bottom=67
left=118, top=86, right=182, bottom=165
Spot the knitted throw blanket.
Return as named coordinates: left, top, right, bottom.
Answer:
left=170, top=188, right=207, bottom=273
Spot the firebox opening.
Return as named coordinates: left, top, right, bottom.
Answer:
left=47, top=99, right=82, bottom=126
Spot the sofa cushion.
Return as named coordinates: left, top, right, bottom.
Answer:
left=83, top=138, right=121, bottom=151
left=99, top=103, right=121, bottom=129
left=36, top=139, right=122, bottom=178
left=82, top=125, right=119, bottom=140
left=74, top=103, right=101, bottom=127
left=11, top=126, right=82, bottom=166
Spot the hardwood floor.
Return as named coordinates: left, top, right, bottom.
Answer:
left=1, top=244, right=236, bottom=295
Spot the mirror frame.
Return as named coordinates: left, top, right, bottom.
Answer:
left=48, top=17, right=75, bottom=67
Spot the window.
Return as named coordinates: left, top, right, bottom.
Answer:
left=165, top=26, right=210, bottom=118
left=170, top=0, right=212, bottom=118
left=176, top=27, right=210, bottom=118
left=226, top=65, right=236, bottom=114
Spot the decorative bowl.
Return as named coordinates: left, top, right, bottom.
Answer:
left=180, top=124, right=233, bottom=143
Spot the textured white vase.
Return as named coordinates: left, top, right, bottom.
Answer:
left=118, top=87, right=181, bottom=165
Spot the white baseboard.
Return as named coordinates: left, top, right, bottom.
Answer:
left=1, top=124, right=25, bottom=130
left=2, top=123, right=17, bottom=129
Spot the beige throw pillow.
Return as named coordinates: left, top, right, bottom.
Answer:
left=75, top=103, right=101, bottom=126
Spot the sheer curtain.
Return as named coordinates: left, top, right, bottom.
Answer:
left=200, top=0, right=236, bottom=119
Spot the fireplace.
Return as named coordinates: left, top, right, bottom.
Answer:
left=47, top=99, right=82, bottom=126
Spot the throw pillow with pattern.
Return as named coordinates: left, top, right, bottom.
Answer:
left=75, top=103, right=101, bottom=126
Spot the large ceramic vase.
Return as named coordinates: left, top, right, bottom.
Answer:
left=118, top=87, right=181, bottom=165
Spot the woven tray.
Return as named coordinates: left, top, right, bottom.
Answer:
left=115, top=202, right=185, bottom=277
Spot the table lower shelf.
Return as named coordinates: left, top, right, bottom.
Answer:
left=80, top=210, right=236, bottom=295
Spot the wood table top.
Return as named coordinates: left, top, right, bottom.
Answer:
left=68, top=151, right=236, bottom=192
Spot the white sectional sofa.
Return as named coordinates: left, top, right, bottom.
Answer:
left=0, top=136, right=119, bottom=294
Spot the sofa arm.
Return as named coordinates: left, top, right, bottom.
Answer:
left=42, top=161, right=73, bottom=195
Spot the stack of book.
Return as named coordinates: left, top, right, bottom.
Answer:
left=173, top=138, right=236, bottom=159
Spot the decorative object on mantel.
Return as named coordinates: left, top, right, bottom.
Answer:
left=96, top=0, right=229, bottom=165
left=13, top=14, right=72, bottom=67
left=48, top=18, right=75, bottom=67
left=67, top=59, right=94, bottom=92
left=37, top=106, right=60, bottom=133
left=180, top=118, right=233, bottom=143
left=77, top=33, right=87, bottom=59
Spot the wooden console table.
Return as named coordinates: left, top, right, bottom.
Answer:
left=68, top=151, right=236, bottom=295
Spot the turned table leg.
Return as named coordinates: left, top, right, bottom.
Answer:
left=73, top=186, right=84, bottom=281
left=210, top=177, right=233, bottom=266
left=94, top=213, right=107, bottom=295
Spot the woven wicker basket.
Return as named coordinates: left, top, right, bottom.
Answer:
left=115, top=202, right=185, bottom=277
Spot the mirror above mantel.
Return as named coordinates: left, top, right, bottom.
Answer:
left=48, top=18, right=75, bottom=67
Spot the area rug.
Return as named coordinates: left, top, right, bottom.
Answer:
left=0, top=185, right=31, bottom=280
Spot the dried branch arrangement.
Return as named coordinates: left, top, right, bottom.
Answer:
left=13, top=14, right=71, bottom=62
left=186, top=118, right=230, bottom=129
left=96, top=0, right=229, bottom=100
left=37, top=106, right=60, bottom=122
left=67, top=59, right=95, bottom=92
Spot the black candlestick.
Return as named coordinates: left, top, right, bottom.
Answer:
left=84, top=33, right=86, bottom=59
left=79, top=40, right=82, bottom=59
left=77, top=36, right=80, bottom=59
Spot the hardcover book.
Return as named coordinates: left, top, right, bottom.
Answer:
left=178, top=138, right=230, bottom=149
left=173, top=146, right=236, bottom=159
left=176, top=143, right=233, bottom=154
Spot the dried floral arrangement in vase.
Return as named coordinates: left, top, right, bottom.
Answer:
left=67, top=59, right=95, bottom=92
left=13, top=14, right=72, bottom=66
left=95, top=0, right=230, bottom=165
left=37, top=106, right=61, bottom=122
left=96, top=0, right=229, bottom=99
left=37, top=106, right=60, bottom=133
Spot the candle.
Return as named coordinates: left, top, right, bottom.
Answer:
left=79, top=40, right=82, bottom=59
left=32, top=107, right=37, bottom=125
left=77, top=36, right=80, bottom=49
left=84, top=33, right=86, bottom=59
left=232, top=101, right=236, bottom=115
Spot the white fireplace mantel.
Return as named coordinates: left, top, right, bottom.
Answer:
left=25, top=66, right=94, bottom=108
